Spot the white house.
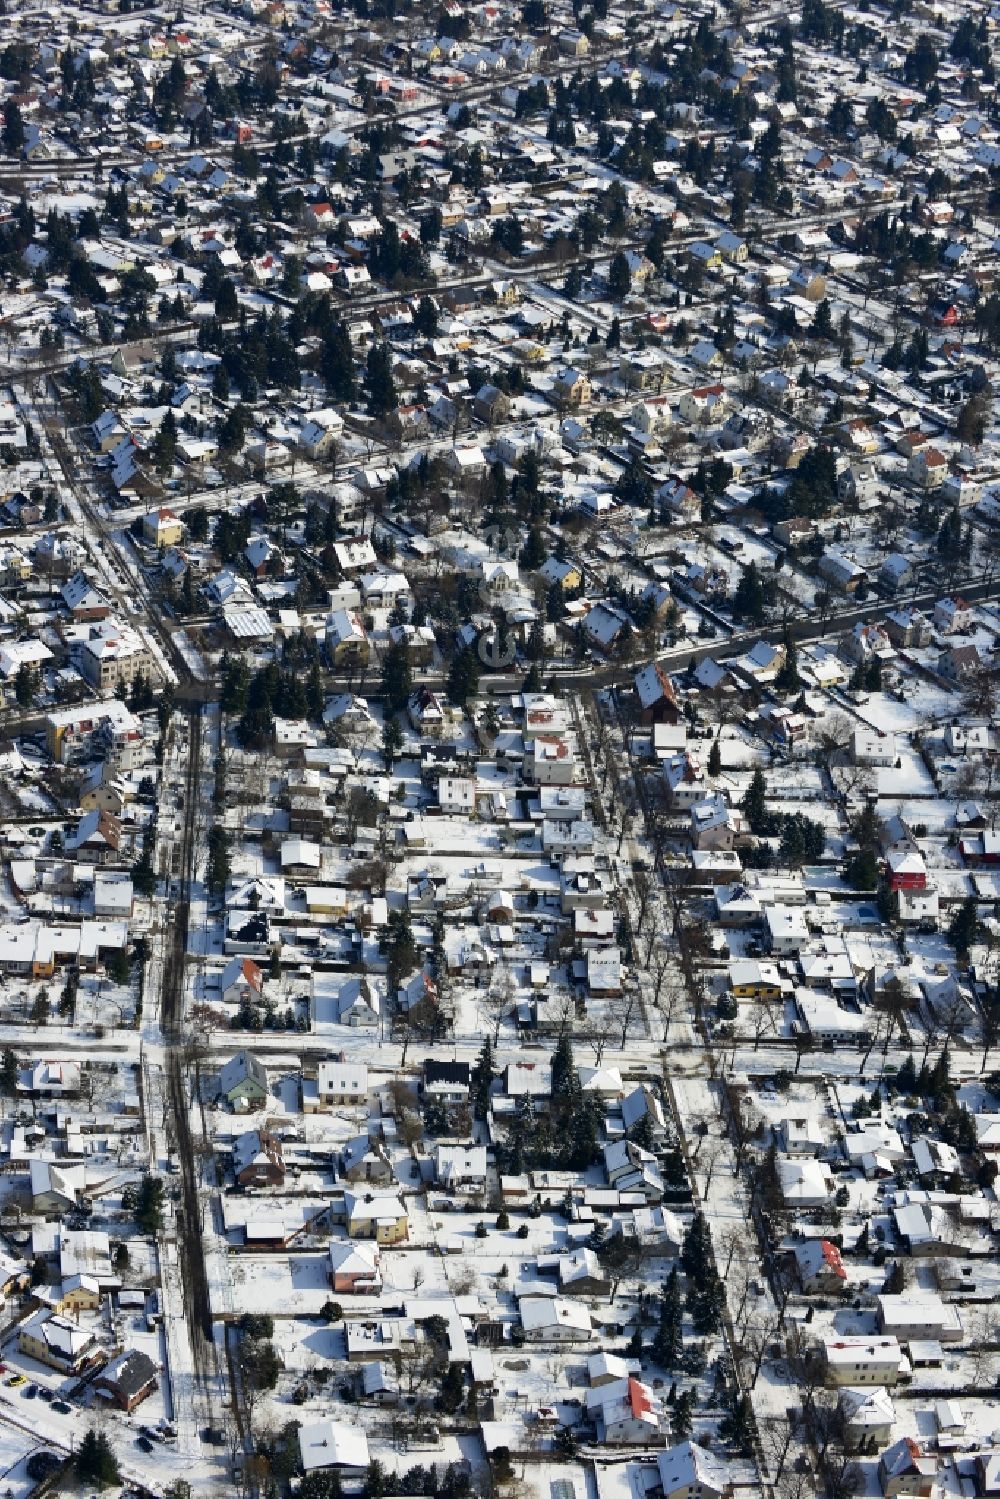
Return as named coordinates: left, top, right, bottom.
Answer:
left=657, top=1441, right=732, bottom=1499
left=778, top=1157, right=834, bottom=1207
left=823, top=1335, right=904, bottom=1386
left=435, top=1144, right=488, bottom=1193
left=315, top=1060, right=369, bottom=1108
left=934, top=596, right=972, bottom=634
left=586, top=1376, right=663, bottom=1444
left=765, top=904, right=809, bottom=955
left=220, top=956, right=265, bottom=1007
left=519, top=1296, right=592, bottom=1343
left=298, top=1420, right=370, bottom=1473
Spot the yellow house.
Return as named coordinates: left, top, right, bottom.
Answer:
left=728, top=958, right=782, bottom=1000
left=552, top=368, right=592, bottom=408
left=558, top=27, right=590, bottom=55
left=303, top=886, right=349, bottom=917
left=143, top=508, right=185, bottom=548
left=326, top=609, right=369, bottom=668
left=345, top=1191, right=409, bottom=1245
left=540, top=556, right=582, bottom=592
left=690, top=241, right=723, bottom=271
left=513, top=339, right=547, bottom=363
left=18, top=1308, right=101, bottom=1373
left=57, top=1274, right=102, bottom=1315
left=0, top=544, right=32, bottom=585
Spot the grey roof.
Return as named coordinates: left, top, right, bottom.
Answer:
left=220, top=1050, right=268, bottom=1096
left=99, top=1348, right=158, bottom=1399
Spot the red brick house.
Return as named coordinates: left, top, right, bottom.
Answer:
left=634, top=662, right=681, bottom=726
left=887, top=848, right=927, bottom=893
left=233, top=1128, right=285, bottom=1188
left=94, top=1349, right=158, bottom=1412
left=329, top=1240, right=381, bottom=1294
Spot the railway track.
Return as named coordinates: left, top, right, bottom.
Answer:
left=161, top=708, right=215, bottom=1357
left=40, top=377, right=218, bottom=1401
left=38, top=386, right=190, bottom=686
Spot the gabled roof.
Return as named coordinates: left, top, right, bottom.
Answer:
left=98, top=1348, right=158, bottom=1398
left=219, top=1051, right=267, bottom=1096
left=634, top=661, right=678, bottom=710
left=220, top=956, right=264, bottom=996
left=658, top=1439, right=731, bottom=1496
left=879, top=1437, right=936, bottom=1480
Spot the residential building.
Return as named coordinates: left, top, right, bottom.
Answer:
left=793, top=1239, right=847, bottom=1294
left=657, top=1441, right=733, bottom=1499
left=877, top=1438, right=936, bottom=1498
left=219, top=1051, right=269, bottom=1111
left=586, top=1375, right=663, bottom=1444
left=329, top=1241, right=381, bottom=1294
left=78, top=618, right=151, bottom=694
left=220, top=957, right=265, bottom=1007
left=824, top=1336, right=904, bottom=1386
left=519, top=1296, right=592, bottom=1343
left=299, top=1421, right=370, bottom=1474
left=343, top=1191, right=409, bottom=1244
left=94, top=1350, right=159, bottom=1412
left=232, top=1128, right=285, bottom=1188
left=315, top=1059, right=369, bottom=1108
left=18, top=1308, right=102, bottom=1375
left=143, top=508, right=185, bottom=548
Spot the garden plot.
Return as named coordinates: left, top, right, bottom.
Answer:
left=228, top=1253, right=334, bottom=1316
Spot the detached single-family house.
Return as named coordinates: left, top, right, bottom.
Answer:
left=840, top=1387, right=897, bottom=1453
left=422, top=1060, right=470, bottom=1103
left=551, top=369, right=592, bottom=407
left=657, top=1440, right=733, bottom=1499
left=793, top=1238, right=847, bottom=1294
left=344, top=1191, right=409, bottom=1245
left=819, top=548, right=866, bottom=594
left=938, top=643, right=982, bottom=682
left=778, top=1157, right=834, bottom=1207
left=314, top=1060, right=368, bottom=1108
left=232, top=1128, right=285, bottom=1188
left=583, top=602, right=633, bottom=655
left=879, top=553, right=913, bottom=593
left=329, top=1240, right=381, bottom=1294
left=519, top=1296, right=592, bottom=1343
left=587, top=1375, right=664, bottom=1444
left=876, top=1294, right=962, bottom=1344
left=824, top=1336, right=904, bottom=1387
left=435, top=1143, right=488, bottom=1193
left=877, top=1437, right=936, bottom=1498
left=94, top=1349, right=159, bottom=1412
left=143, top=508, right=185, bottom=548
left=18, top=1309, right=102, bottom=1375
left=908, top=447, right=948, bottom=488
left=220, top=956, right=265, bottom=1007
left=326, top=609, right=369, bottom=667
left=298, top=1420, right=370, bottom=1475
left=634, top=662, right=681, bottom=725
left=934, top=597, right=972, bottom=634
left=678, top=383, right=726, bottom=424
left=219, top=1051, right=269, bottom=1110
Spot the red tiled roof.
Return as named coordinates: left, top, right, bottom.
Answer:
left=628, top=1377, right=651, bottom=1417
